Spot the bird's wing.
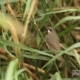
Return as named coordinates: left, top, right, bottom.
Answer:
left=45, top=36, right=60, bottom=50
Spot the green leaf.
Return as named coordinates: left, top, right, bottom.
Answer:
left=5, top=58, right=19, bottom=80
left=42, top=42, right=80, bottom=68
left=54, top=16, right=80, bottom=28
left=0, top=38, right=53, bottom=57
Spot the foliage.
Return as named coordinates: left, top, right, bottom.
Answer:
left=0, top=0, right=80, bottom=80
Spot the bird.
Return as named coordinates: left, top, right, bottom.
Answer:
left=45, top=26, right=63, bottom=61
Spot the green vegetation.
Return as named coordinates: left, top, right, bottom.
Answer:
left=0, top=0, right=80, bottom=80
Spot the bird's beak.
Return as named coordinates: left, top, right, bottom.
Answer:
left=45, top=26, right=48, bottom=30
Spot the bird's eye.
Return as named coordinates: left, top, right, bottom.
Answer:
left=47, top=27, right=53, bottom=31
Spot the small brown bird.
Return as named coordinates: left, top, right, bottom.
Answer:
left=45, top=27, right=63, bottom=61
